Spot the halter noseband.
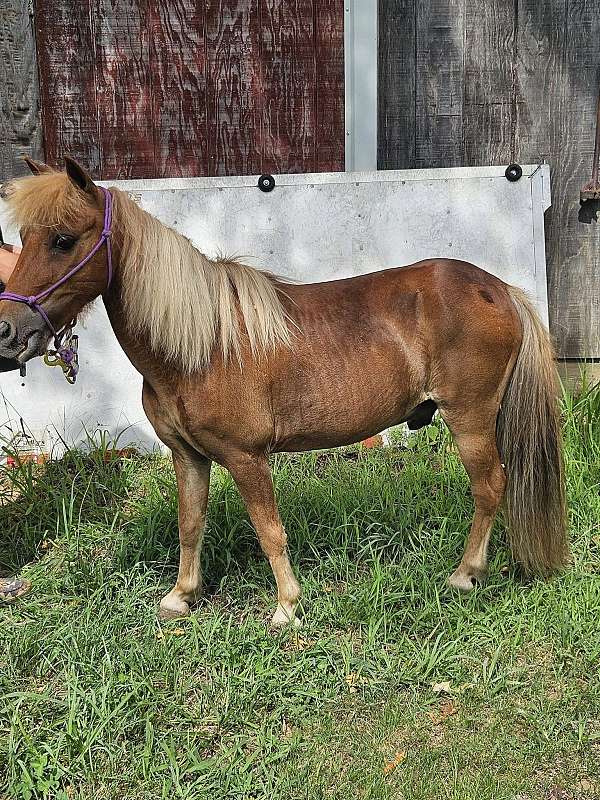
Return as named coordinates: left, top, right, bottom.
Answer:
left=0, top=186, right=113, bottom=346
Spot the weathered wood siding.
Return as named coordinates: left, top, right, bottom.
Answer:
left=0, top=0, right=43, bottom=179
left=379, top=0, right=600, bottom=359
left=32, top=0, right=345, bottom=180
left=2, top=1, right=597, bottom=357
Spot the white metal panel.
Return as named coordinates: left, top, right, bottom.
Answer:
left=0, top=165, right=551, bottom=452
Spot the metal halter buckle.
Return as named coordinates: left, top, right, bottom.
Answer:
left=43, top=322, right=79, bottom=384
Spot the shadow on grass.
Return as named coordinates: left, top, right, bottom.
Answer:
left=0, top=449, right=132, bottom=575
left=0, top=428, right=480, bottom=598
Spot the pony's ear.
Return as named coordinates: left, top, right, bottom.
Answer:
left=65, top=156, right=95, bottom=194
left=23, top=156, right=52, bottom=176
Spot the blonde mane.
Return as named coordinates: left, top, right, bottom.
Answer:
left=3, top=172, right=293, bottom=372
left=2, top=171, right=87, bottom=228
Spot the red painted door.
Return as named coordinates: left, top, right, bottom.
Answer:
left=35, top=1, right=345, bottom=179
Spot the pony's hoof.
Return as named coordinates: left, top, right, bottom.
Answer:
left=159, top=595, right=191, bottom=620
left=271, top=603, right=301, bottom=629
left=447, top=567, right=487, bottom=593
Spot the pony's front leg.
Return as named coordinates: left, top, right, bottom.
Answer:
left=159, top=449, right=211, bottom=620
left=228, top=454, right=301, bottom=627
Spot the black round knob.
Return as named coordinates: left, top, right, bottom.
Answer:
left=505, top=164, right=523, bottom=182
left=258, top=174, right=275, bottom=193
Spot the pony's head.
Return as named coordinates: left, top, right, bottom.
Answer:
left=0, top=157, right=111, bottom=363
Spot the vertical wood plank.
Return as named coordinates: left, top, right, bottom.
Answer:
left=0, top=0, right=43, bottom=180
left=34, top=0, right=101, bottom=172
left=260, top=0, right=316, bottom=174
left=515, top=0, right=569, bottom=353
left=462, top=0, right=516, bottom=165
left=377, top=0, right=416, bottom=170
left=551, top=0, right=600, bottom=356
left=314, top=0, right=345, bottom=172
left=515, top=0, right=600, bottom=357
left=94, top=0, right=155, bottom=179
left=149, top=1, right=209, bottom=177
left=514, top=0, right=567, bottom=165
left=415, top=0, right=464, bottom=168
left=205, top=0, right=262, bottom=177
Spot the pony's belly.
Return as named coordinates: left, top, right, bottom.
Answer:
left=268, top=317, right=428, bottom=453
left=272, top=386, right=418, bottom=453
left=273, top=424, right=393, bottom=453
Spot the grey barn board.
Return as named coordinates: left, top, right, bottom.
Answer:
left=0, top=0, right=43, bottom=180
left=378, top=0, right=600, bottom=359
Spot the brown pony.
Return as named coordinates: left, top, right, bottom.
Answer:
left=0, top=158, right=568, bottom=625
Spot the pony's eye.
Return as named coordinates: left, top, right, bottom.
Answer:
left=52, top=234, right=77, bottom=252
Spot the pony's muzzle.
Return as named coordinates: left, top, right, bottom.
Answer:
left=0, top=305, right=49, bottom=362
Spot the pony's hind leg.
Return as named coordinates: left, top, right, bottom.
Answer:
left=441, top=413, right=506, bottom=592
left=159, top=448, right=211, bottom=620
left=227, top=454, right=301, bottom=627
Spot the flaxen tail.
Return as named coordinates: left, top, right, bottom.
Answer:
left=497, top=288, right=569, bottom=574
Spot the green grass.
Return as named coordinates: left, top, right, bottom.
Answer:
left=0, top=382, right=598, bottom=800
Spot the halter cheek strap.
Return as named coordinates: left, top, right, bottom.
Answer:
left=0, top=186, right=113, bottom=344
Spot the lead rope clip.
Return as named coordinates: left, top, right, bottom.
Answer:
left=43, top=322, right=79, bottom=384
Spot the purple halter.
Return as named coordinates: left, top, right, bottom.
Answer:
left=0, top=186, right=113, bottom=345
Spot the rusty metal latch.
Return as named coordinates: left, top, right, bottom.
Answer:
left=580, top=83, right=600, bottom=203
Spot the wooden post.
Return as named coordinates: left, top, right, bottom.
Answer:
left=0, top=0, right=43, bottom=180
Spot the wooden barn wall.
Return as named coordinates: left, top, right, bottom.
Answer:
left=30, top=0, right=345, bottom=179
left=0, top=0, right=44, bottom=179
left=379, top=0, right=600, bottom=359
left=1, top=1, right=597, bottom=357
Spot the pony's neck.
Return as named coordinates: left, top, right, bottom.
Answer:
left=108, top=189, right=291, bottom=373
